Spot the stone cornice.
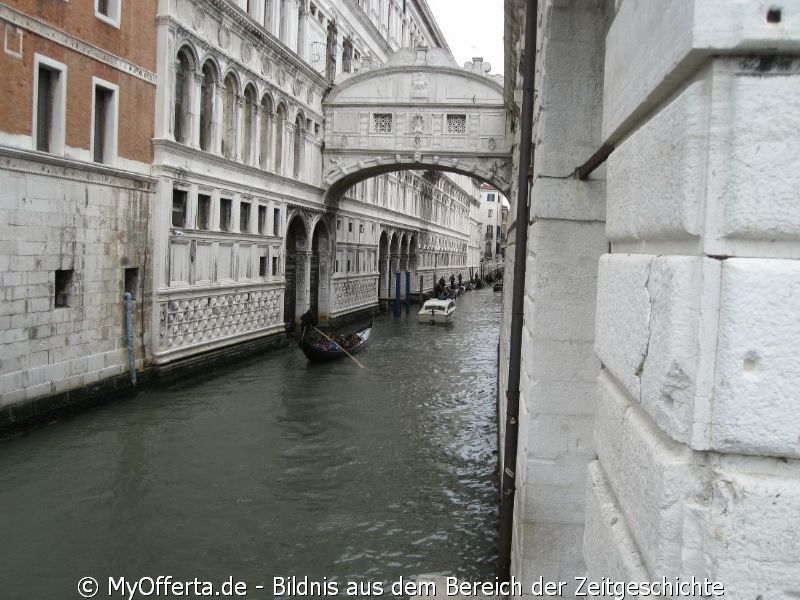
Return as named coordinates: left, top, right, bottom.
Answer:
left=0, top=146, right=157, bottom=190
left=152, top=138, right=325, bottom=196
left=0, top=4, right=157, bottom=85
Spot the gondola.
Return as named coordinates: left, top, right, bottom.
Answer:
left=299, top=320, right=373, bottom=362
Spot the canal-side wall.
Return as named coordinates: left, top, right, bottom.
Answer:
left=0, top=151, right=155, bottom=425
left=499, top=0, right=607, bottom=591
left=501, top=0, right=800, bottom=597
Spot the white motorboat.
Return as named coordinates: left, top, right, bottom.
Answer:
left=418, top=298, right=456, bottom=324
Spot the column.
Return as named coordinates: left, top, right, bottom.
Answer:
left=213, top=83, right=225, bottom=155
left=190, top=71, right=203, bottom=148
left=296, top=250, right=312, bottom=313
left=389, top=253, right=399, bottom=298
left=252, top=105, right=262, bottom=167
left=266, top=109, right=276, bottom=171
left=233, top=94, right=244, bottom=162
left=381, top=256, right=390, bottom=298
left=296, top=0, right=308, bottom=60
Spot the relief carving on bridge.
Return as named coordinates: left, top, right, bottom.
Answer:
left=322, top=47, right=512, bottom=199
left=158, top=290, right=282, bottom=349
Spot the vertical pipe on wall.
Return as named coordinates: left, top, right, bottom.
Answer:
left=124, top=292, right=137, bottom=386
left=498, top=0, right=537, bottom=581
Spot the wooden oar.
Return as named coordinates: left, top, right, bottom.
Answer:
left=313, top=327, right=366, bottom=369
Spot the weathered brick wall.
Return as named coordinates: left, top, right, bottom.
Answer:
left=0, top=2, right=155, bottom=162
left=586, top=1, right=800, bottom=597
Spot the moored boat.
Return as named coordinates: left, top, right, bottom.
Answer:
left=299, top=321, right=372, bottom=362
left=418, top=298, right=456, bottom=324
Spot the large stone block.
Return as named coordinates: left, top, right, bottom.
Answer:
left=711, top=258, right=800, bottom=458
left=705, top=58, right=800, bottom=254
left=595, top=254, right=721, bottom=446
left=583, top=461, right=649, bottom=582
left=594, top=371, right=705, bottom=575
left=606, top=78, right=708, bottom=242
left=604, top=0, right=800, bottom=141
left=531, top=178, right=605, bottom=223
left=694, top=455, right=800, bottom=597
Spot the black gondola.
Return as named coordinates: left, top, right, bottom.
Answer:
left=299, top=321, right=373, bottom=362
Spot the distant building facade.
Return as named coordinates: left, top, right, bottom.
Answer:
left=478, top=184, right=508, bottom=259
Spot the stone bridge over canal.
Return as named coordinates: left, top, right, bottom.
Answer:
left=321, top=47, right=513, bottom=202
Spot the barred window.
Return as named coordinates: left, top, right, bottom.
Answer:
left=373, top=113, right=393, bottom=133
left=447, top=114, right=466, bottom=134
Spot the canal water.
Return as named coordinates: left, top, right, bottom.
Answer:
left=0, top=289, right=501, bottom=599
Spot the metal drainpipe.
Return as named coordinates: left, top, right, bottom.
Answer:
left=498, top=0, right=537, bottom=581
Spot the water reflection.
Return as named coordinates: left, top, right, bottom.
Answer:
left=0, top=289, right=501, bottom=598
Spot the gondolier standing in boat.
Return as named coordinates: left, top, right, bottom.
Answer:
left=301, top=308, right=317, bottom=329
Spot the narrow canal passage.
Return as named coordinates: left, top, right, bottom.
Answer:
left=0, top=289, right=501, bottom=598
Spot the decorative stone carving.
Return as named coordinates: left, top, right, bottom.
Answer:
left=488, top=137, right=497, bottom=151
left=277, top=68, right=286, bottom=85
left=334, top=278, right=377, bottom=312
left=192, top=7, right=205, bottom=32
left=292, top=78, right=302, bottom=96
left=411, top=114, right=424, bottom=133
left=159, top=291, right=282, bottom=348
left=218, top=26, right=230, bottom=49
left=241, top=41, right=253, bottom=62
left=411, top=73, right=428, bottom=98
left=261, top=55, right=271, bottom=76
left=307, top=89, right=314, bottom=105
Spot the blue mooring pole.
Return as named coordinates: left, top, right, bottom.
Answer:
left=394, top=272, right=401, bottom=316
left=405, top=271, right=411, bottom=313
left=123, top=292, right=136, bottom=386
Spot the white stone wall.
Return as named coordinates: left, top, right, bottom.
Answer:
left=0, top=151, right=154, bottom=410
left=503, top=0, right=800, bottom=593
left=499, top=1, right=608, bottom=594
left=586, top=1, right=800, bottom=597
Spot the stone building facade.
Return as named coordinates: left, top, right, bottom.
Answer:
left=0, top=1, right=157, bottom=415
left=150, top=0, right=478, bottom=367
left=499, top=0, right=800, bottom=597
left=1, top=0, right=482, bottom=417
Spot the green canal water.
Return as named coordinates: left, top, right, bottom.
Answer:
left=0, top=289, right=501, bottom=598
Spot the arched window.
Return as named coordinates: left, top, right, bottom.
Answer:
left=242, top=85, right=256, bottom=164
left=259, top=95, right=273, bottom=169
left=274, top=104, right=285, bottom=174
left=222, top=74, right=237, bottom=159
left=174, top=50, right=192, bottom=143
left=199, top=61, right=217, bottom=152
left=293, top=114, right=304, bottom=179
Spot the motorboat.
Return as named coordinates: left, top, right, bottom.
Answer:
left=418, top=298, right=456, bottom=324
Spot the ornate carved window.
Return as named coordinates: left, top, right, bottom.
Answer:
left=373, top=113, right=393, bottom=133
left=446, top=114, right=467, bottom=134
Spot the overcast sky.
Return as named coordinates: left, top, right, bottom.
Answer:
left=427, top=0, right=505, bottom=76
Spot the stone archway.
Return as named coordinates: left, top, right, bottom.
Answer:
left=322, top=47, right=512, bottom=204
left=284, top=215, right=308, bottom=325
